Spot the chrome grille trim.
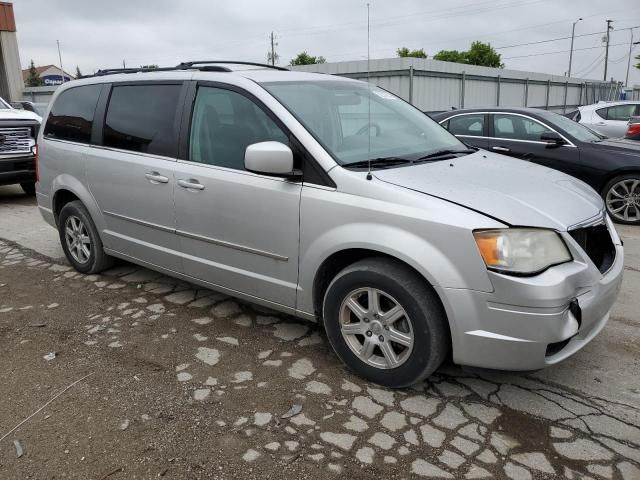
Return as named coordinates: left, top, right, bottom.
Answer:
left=0, top=127, right=33, bottom=155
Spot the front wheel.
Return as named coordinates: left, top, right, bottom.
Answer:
left=322, top=258, right=449, bottom=388
left=603, top=174, right=640, bottom=225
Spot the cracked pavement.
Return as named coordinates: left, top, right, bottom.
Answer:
left=0, top=186, right=639, bottom=479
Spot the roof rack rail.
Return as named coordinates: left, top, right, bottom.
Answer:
left=84, top=61, right=287, bottom=79
left=177, top=60, right=289, bottom=71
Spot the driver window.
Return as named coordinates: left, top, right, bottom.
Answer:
left=605, top=104, right=637, bottom=121
left=189, top=86, right=289, bottom=170
left=493, top=114, right=552, bottom=141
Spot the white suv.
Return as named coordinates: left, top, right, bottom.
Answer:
left=0, top=96, right=41, bottom=194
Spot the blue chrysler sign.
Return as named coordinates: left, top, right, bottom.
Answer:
left=42, top=74, right=72, bottom=86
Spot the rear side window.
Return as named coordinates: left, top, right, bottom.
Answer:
left=447, top=114, right=484, bottom=136
left=44, top=85, right=102, bottom=143
left=103, top=84, right=181, bottom=157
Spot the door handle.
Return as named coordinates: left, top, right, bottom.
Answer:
left=597, top=122, right=606, bottom=125
left=145, top=172, right=169, bottom=184
left=491, top=146, right=510, bottom=153
left=178, top=179, right=205, bottom=190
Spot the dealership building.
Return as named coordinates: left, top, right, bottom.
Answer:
left=22, top=64, right=74, bottom=86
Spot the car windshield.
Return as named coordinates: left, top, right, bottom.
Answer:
left=539, top=111, right=605, bottom=143
left=261, top=80, right=466, bottom=165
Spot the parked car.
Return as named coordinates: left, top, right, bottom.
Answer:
left=0, top=96, right=41, bottom=195
left=36, top=63, right=623, bottom=387
left=433, top=107, right=640, bottom=225
left=568, top=101, right=640, bottom=137
left=626, top=116, right=640, bottom=141
left=10, top=100, right=48, bottom=117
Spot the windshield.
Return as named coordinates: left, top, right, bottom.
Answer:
left=262, top=80, right=465, bottom=165
left=539, top=111, right=604, bottom=143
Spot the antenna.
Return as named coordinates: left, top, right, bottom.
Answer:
left=366, top=2, right=372, bottom=181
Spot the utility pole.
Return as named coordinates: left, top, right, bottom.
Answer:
left=625, top=29, right=639, bottom=87
left=568, top=17, right=582, bottom=77
left=268, top=32, right=279, bottom=66
left=56, top=39, right=65, bottom=84
left=603, top=19, right=613, bottom=81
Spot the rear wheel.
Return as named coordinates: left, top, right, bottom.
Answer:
left=58, top=200, right=114, bottom=273
left=603, top=174, right=640, bottom=225
left=322, top=258, right=449, bottom=388
left=20, top=182, right=36, bottom=196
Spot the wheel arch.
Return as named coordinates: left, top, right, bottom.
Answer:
left=311, top=248, right=454, bottom=359
left=598, top=169, right=640, bottom=195
left=51, top=175, right=103, bottom=230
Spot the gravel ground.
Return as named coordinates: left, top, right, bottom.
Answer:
left=0, top=186, right=639, bottom=479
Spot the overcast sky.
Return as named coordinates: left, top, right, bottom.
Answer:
left=13, top=0, right=640, bottom=85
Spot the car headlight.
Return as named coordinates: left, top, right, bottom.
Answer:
left=473, top=228, right=572, bottom=275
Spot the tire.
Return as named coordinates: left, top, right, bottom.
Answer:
left=20, top=182, right=36, bottom=196
left=322, top=257, right=449, bottom=388
left=602, top=174, right=640, bottom=225
left=58, top=200, right=114, bottom=274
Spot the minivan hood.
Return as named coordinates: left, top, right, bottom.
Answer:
left=374, top=151, right=603, bottom=230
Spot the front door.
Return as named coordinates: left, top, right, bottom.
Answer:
left=173, top=83, right=302, bottom=308
left=86, top=82, right=184, bottom=272
left=487, top=112, right=581, bottom=179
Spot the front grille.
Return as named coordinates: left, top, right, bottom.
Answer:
left=0, top=127, right=32, bottom=155
left=569, top=224, right=616, bottom=274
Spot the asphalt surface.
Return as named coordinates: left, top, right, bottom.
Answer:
left=0, top=184, right=639, bottom=479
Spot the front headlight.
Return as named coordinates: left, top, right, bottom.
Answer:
left=473, top=228, right=571, bottom=275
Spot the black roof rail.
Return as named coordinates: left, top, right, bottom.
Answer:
left=177, top=60, right=289, bottom=71
left=83, top=61, right=287, bottom=79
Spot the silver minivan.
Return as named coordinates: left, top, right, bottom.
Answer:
left=36, top=62, right=624, bottom=387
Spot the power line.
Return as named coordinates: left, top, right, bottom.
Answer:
left=573, top=52, right=605, bottom=77
left=503, top=42, right=628, bottom=60
left=495, top=31, right=605, bottom=50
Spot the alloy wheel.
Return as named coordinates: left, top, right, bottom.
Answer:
left=338, top=287, right=414, bottom=369
left=64, top=215, right=91, bottom=264
left=606, top=179, right=640, bottom=223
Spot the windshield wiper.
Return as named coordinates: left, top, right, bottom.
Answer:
left=414, top=148, right=476, bottom=163
left=343, top=157, right=412, bottom=169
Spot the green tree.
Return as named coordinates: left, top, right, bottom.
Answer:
left=464, top=41, right=503, bottom=68
left=397, top=47, right=427, bottom=58
left=635, top=53, right=639, bottom=69
left=25, top=59, right=43, bottom=87
left=433, top=41, right=503, bottom=68
left=289, top=52, right=326, bottom=66
left=75, top=66, right=82, bottom=78
left=433, top=49, right=466, bottom=63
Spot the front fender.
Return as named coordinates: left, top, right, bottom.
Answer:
left=297, top=221, right=495, bottom=316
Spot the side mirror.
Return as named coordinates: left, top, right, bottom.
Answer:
left=540, top=131, right=566, bottom=146
left=244, top=141, right=302, bottom=180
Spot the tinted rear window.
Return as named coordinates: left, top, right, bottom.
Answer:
left=44, top=85, right=102, bottom=143
left=103, top=84, right=181, bottom=157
